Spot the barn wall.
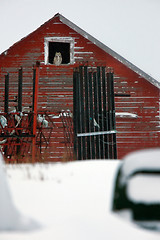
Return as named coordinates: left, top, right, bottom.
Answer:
left=0, top=15, right=159, bottom=161
left=115, top=76, right=160, bottom=159
left=104, top=53, right=160, bottom=158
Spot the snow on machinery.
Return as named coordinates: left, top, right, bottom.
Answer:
left=0, top=64, right=56, bottom=163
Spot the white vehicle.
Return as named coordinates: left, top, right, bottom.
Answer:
left=0, top=149, right=160, bottom=240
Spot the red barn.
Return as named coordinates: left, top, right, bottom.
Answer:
left=0, top=13, right=159, bottom=162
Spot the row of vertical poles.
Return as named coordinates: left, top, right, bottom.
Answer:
left=4, top=65, right=39, bottom=113
left=73, top=65, right=117, bottom=160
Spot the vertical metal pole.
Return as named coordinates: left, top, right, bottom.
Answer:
left=77, top=70, right=82, bottom=160
left=107, top=71, right=113, bottom=159
left=73, top=69, right=78, bottom=160
left=4, top=73, right=9, bottom=113
left=84, top=66, right=91, bottom=159
left=107, top=71, right=117, bottom=159
left=79, top=66, right=86, bottom=159
left=109, top=71, right=117, bottom=159
left=32, top=68, right=36, bottom=112
left=16, top=67, right=23, bottom=156
left=97, top=67, right=104, bottom=158
left=4, top=73, right=9, bottom=156
left=93, top=71, right=100, bottom=159
left=32, top=64, right=39, bottom=163
left=18, top=67, right=23, bottom=112
left=89, top=71, right=95, bottom=159
left=102, top=67, right=109, bottom=159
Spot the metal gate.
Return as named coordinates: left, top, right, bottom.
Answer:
left=73, top=65, right=117, bottom=160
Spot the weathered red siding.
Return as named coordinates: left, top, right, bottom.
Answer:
left=0, top=14, right=159, bottom=161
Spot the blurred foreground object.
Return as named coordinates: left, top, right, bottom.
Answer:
left=112, top=148, right=160, bottom=231
left=0, top=152, right=40, bottom=231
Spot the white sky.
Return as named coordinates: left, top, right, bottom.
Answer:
left=0, top=0, right=160, bottom=81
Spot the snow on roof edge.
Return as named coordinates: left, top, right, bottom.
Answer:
left=59, top=13, right=160, bottom=89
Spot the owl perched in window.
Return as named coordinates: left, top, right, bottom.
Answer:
left=53, top=52, right=62, bottom=65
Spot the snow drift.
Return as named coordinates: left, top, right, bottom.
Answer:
left=0, top=152, right=40, bottom=231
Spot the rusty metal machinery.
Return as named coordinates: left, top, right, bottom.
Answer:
left=0, top=65, right=55, bottom=163
left=60, top=109, right=74, bottom=160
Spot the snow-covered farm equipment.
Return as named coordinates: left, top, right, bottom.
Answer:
left=0, top=65, right=55, bottom=162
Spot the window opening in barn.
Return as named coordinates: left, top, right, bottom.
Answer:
left=48, top=42, right=70, bottom=64
left=44, top=37, right=74, bottom=65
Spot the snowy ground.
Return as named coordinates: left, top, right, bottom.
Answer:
left=0, top=157, right=160, bottom=240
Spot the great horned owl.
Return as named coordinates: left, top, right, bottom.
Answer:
left=53, top=52, right=62, bottom=66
